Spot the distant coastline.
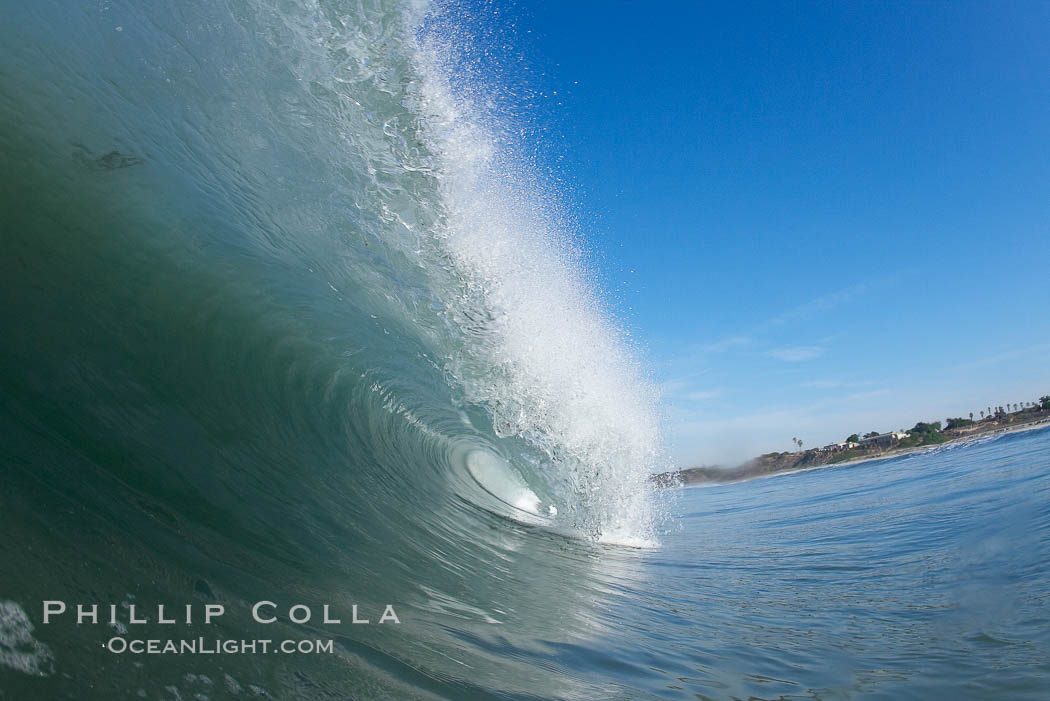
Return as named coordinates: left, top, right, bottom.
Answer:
left=657, top=398, right=1050, bottom=487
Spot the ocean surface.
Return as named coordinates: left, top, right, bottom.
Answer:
left=2, top=1, right=1049, bottom=698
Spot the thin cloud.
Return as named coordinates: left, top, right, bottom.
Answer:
left=658, top=379, right=690, bottom=397
left=756, top=283, right=868, bottom=331
left=672, top=281, right=875, bottom=369
left=673, top=282, right=873, bottom=368
left=803, top=379, right=845, bottom=389
left=698, top=335, right=750, bottom=354
left=658, top=369, right=715, bottom=399
left=845, top=388, right=890, bottom=401
left=803, top=378, right=876, bottom=390
left=950, top=342, right=1050, bottom=372
left=766, top=346, right=824, bottom=362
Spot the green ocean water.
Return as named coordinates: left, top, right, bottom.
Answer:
left=2, top=1, right=1049, bottom=699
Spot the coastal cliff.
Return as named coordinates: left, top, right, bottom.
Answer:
left=658, top=404, right=1050, bottom=486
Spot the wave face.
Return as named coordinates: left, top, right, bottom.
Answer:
left=0, top=0, right=667, bottom=697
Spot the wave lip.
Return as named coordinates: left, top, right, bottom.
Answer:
left=406, top=17, right=669, bottom=544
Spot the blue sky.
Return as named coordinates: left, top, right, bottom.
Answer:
left=450, top=1, right=1050, bottom=465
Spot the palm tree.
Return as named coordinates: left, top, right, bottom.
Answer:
left=980, top=410, right=984, bottom=419
left=969, top=412, right=973, bottom=421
